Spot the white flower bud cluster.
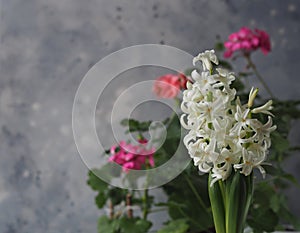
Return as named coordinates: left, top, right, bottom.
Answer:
left=181, top=50, right=276, bottom=185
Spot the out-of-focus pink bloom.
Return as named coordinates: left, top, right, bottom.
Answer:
left=108, top=140, right=155, bottom=172
left=224, top=27, right=271, bottom=58
left=153, top=73, right=188, bottom=98
left=255, top=29, right=271, bottom=55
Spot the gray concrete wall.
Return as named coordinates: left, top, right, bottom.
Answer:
left=0, top=0, right=300, bottom=232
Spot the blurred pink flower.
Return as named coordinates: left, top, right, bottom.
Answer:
left=153, top=73, right=188, bottom=98
left=224, top=27, right=271, bottom=58
left=255, top=29, right=271, bottom=55
left=109, top=140, right=155, bottom=172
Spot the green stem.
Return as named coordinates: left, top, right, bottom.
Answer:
left=184, top=174, right=210, bottom=214
left=289, top=146, right=300, bottom=151
left=142, top=163, right=151, bottom=220
left=177, top=207, right=204, bottom=228
left=218, top=180, right=226, bottom=206
left=165, top=111, right=176, bottom=127
left=209, top=172, right=254, bottom=233
left=208, top=173, right=226, bottom=233
left=174, top=96, right=181, bottom=108
left=241, top=173, right=254, bottom=229
left=163, top=96, right=180, bottom=127
left=142, top=189, right=149, bottom=220
left=225, top=172, right=242, bottom=233
left=245, top=55, right=275, bottom=99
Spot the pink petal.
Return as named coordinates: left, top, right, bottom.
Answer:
left=223, top=50, right=233, bottom=58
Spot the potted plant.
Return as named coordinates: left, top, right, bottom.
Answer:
left=87, top=27, right=300, bottom=233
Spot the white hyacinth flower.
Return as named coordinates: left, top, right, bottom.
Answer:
left=181, top=49, right=276, bottom=185
left=193, top=50, right=219, bottom=72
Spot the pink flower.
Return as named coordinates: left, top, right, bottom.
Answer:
left=153, top=73, right=188, bottom=98
left=224, top=27, right=271, bottom=58
left=108, top=140, right=155, bottom=172
left=255, top=29, right=271, bottom=55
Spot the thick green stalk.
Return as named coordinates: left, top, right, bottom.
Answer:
left=208, top=173, right=226, bottom=233
left=225, top=172, right=240, bottom=233
left=209, top=171, right=254, bottom=233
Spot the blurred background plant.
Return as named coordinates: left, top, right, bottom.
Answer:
left=87, top=27, right=300, bottom=233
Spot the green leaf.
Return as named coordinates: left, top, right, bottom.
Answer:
left=214, top=42, right=225, bottom=51
left=134, top=219, right=152, bottom=233
left=209, top=174, right=226, bottom=233
left=279, top=205, right=300, bottom=230
left=139, top=121, right=152, bottom=131
left=248, top=208, right=279, bottom=232
left=120, top=118, right=152, bottom=133
left=218, top=60, right=232, bottom=70
left=165, top=115, right=181, bottom=140
left=262, top=164, right=280, bottom=176
left=157, top=219, right=189, bottom=233
left=95, top=192, right=107, bottom=209
left=231, top=78, right=245, bottom=92
left=163, top=200, right=187, bottom=209
left=162, top=171, right=213, bottom=232
left=98, top=216, right=119, bottom=233
left=225, top=172, right=239, bottom=233
left=119, top=217, right=152, bottom=233
left=252, top=182, right=274, bottom=208
left=225, top=172, right=253, bottom=233
left=248, top=183, right=281, bottom=232
left=99, top=163, right=122, bottom=180
left=107, top=188, right=127, bottom=205
left=154, top=115, right=183, bottom=167
left=270, top=194, right=281, bottom=213
left=282, top=173, right=300, bottom=186
left=87, top=169, right=108, bottom=191
left=271, top=131, right=289, bottom=155
left=263, top=165, right=300, bottom=186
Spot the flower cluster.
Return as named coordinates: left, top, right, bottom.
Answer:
left=181, top=50, right=276, bottom=185
left=153, top=73, right=188, bottom=98
left=224, top=27, right=271, bottom=58
left=109, top=139, right=155, bottom=172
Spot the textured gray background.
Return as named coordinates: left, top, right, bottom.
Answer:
left=1, top=0, right=300, bottom=232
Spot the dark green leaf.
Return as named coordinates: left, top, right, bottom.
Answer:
left=87, top=169, right=108, bottom=191
left=120, top=118, right=152, bottom=133
left=271, top=131, right=289, bottom=155
left=248, top=208, right=279, bottom=232
left=279, top=205, right=300, bottom=230
left=218, top=59, right=232, bottom=70
left=231, top=78, right=245, bottom=92
left=95, top=192, right=107, bottom=209
left=270, top=194, right=281, bottom=213
left=107, top=188, right=127, bottom=205
left=134, top=219, right=152, bottom=233
left=157, top=219, right=189, bottom=233
left=98, top=216, right=119, bottom=233
left=162, top=172, right=213, bottom=232
left=282, top=173, right=300, bottom=186
left=209, top=173, right=226, bottom=233
left=262, top=164, right=280, bottom=176
left=119, top=217, right=152, bottom=233
left=214, top=42, right=225, bottom=51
